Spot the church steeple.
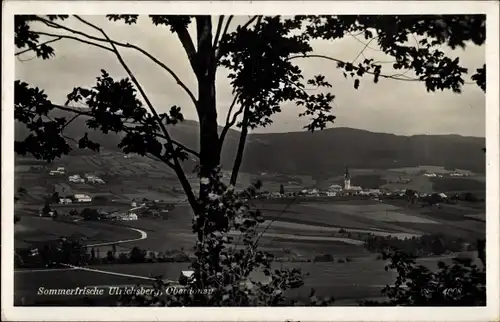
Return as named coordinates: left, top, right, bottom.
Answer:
left=344, top=166, right=351, bottom=190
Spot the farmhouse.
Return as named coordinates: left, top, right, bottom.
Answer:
left=69, top=175, right=84, bottom=183
left=328, top=184, right=343, bottom=192
left=116, top=213, right=138, bottom=221
left=73, top=194, right=92, bottom=203
left=58, top=198, right=73, bottom=205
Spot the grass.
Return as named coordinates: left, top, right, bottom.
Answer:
left=14, top=216, right=141, bottom=250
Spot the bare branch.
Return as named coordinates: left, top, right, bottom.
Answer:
left=31, top=31, right=113, bottom=53
left=219, top=94, right=240, bottom=145
left=351, top=36, right=378, bottom=63
left=228, top=16, right=263, bottom=186
left=61, top=113, right=81, bottom=130
left=34, top=16, right=198, bottom=108
left=213, top=16, right=225, bottom=48
left=253, top=195, right=299, bottom=248
left=221, top=15, right=234, bottom=40
left=53, top=104, right=199, bottom=158
left=73, top=15, right=198, bottom=211
left=241, top=15, right=259, bottom=30
left=15, top=36, right=63, bottom=56
left=176, top=25, right=198, bottom=74
left=288, top=54, right=421, bottom=82
left=229, top=105, right=249, bottom=186
left=53, top=104, right=94, bottom=117
left=348, top=31, right=381, bottom=51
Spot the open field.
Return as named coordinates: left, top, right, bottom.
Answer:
left=14, top=216, right=141, bottom=249
left=14, top=251, right=482, bottom=306
left=13, top=156, right=486, bottom=306
left=13, top=190, right=486, bottom=307
left=15, top=190, right=485, bottom=256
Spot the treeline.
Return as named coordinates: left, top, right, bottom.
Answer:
left=14, top=237, right=193, bottom=269
left=363, top=233, right=473, bottom=257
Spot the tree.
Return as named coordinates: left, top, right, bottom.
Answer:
left=15, top=15, right=486, bottom=306
left=42, top=200, right=52, bottom=215
left=405, top=189, right=416, bottom=206
left=279, top=184, right=285, bottom=195
left=51, top=191, right=60, bottom=203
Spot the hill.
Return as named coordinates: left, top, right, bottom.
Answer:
left=15, top=109, right=485, bottom=177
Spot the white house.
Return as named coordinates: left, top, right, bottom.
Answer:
left=85, top=174, right=97, bottom=183
left=69, top=175, right=84, bottom=183
left=438, top=193, right=448, bottom=199
left=58, top=198, right=73, bottom=204
left=73, top=194, right=92, bottom=203
left=423, top=173, right=437, bottom=177
left=94, top=178, right=105, bottom=184
left=345, top=186, right=362, bottom=192
left=56, top=167, right=65, bottom=173
left=368, top=189, right=382, bottom=196
left=328, top=184, right=343, bottom=192
left=326, top=191, right=337, bottom=197
left=117, top=213, right=138, bottom=221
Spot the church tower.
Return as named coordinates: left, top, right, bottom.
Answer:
left=344, top=167, right=351, bottom=190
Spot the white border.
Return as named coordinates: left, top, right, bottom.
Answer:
left=2, top=1, right=499, bottom=321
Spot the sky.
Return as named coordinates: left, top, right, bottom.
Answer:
left=15, top=15, right=486, bottom=137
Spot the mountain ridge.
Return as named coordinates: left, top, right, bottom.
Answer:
left=15, top=109, right=486, bottom=176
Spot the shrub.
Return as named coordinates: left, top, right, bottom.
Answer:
left=313, top=254, right=334, bottom=262
left=106, top=250, right=115, bottom=262
left=337, top=258, right=346, bottom=263
left=363, top=233, right=470, bottom=257
left=129, top=247, right=147, bottom=263
left=118, top=252, right=129, bottom=264
left=360, top=248, right=486, bottom=306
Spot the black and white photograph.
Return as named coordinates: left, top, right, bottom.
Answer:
left=2, top=1, right=499, bottom=321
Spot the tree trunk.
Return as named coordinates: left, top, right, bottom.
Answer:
left=230, top=105, right=249, bottom=186
left=195, top=16, right=220, bottom=199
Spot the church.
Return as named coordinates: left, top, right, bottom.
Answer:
left=343, top=167, right=362, bottom=193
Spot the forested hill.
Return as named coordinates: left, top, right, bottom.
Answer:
left=15, top=109, right=485, bottom=176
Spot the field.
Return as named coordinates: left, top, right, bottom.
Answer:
left=14, top=251, right=482, bottom=306
left=13, top=155, right=487, bottom=305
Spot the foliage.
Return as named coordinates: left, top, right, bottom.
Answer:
left=129, top=246, right=147, bottom=263
left=361, top=248, right=486, bottom=306
left=42, top=200, right=52, bottom=215
left=14, top=15, right=486, bottom=306
left=431, top=177, right=485, bottom=193
left=16, top=237, right=88, bottom=269
left=81, top=208, right=101, bottom=221
left=363, top=233, right=471, bottom=257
